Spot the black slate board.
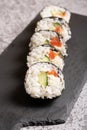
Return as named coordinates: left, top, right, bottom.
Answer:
left=0, top=13, right=87, bottom=130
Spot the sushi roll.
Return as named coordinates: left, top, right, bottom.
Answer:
left=40, top=5, right=71, bottom=23
left=27, top=45, right=64, bottom=70
left=30, top=31, right=67, bottom=56
left=35, top=17, right=71, bottom=42
left=25, top=62, right=65, bottom=99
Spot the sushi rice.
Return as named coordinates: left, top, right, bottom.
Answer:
left=24, top=5, right=71, bottom=99
left=35, top=17, right=71, bottom=42
left=27, top=45, right=64, bottom=70
left=30, top=30, right=67, bottom=56
left=25, top=62, right=65, bottom=99
left=40, top=5, right=71, bottom=23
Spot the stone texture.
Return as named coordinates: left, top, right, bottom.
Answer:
left=0, top=0, right=87, bottom=130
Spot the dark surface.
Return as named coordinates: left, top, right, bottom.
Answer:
left=0, top=13, right=87, bottom=130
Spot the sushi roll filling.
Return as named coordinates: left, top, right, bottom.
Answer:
left=38, top=71, right=48, bottom=87
left=53, top=22, right=63, bottom=34
left=48, top=50, right=60, bottom=59
left=38, top=69, right=58, bottom=87
left=40, top=49, right=63, bottom=62
left=50, top=37, right=62, bottom=47
left=45, top=36, right=62, bottom=47
left=51, top=10, right=66, bottom=17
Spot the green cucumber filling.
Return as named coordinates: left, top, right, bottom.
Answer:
left=40, top=55, right=50, bottom=62
left=45, top=39, right=49, bottom=44
left=38, top=71, right=48, bottom=87
left=53, top=22, right=61, bottom=27
left=51, top=10, right=64, bottom=15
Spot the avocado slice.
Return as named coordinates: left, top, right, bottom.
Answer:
left=53, top=22, right=61, bottom=27
left=40, top=55, right=50, bottom=62
left=38, top=72, right=48, bottom=87
left=45, top=39, right=49, bottom=44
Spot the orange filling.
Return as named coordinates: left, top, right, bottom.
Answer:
left=52, top=11, right=66, bottom=17
left=48, top=50, right=59, bottom=59
left=50, top=37, right=62, bottom=47
left=48, top=70, right=58, bottom=77
left=62, top=11, right=66, bottom=16
left=55, top=26, right=62, bottom=34
left=57, top=11, right=66, bottom=17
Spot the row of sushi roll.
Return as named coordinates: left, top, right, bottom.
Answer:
left=25, top=5, right=71, bottom=99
